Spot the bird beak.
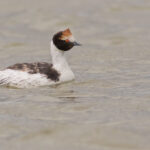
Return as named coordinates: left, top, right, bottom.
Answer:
left=73, top=41, right=82, bottom=46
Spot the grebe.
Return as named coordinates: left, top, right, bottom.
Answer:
left=0, top=28, right=81, bottom=88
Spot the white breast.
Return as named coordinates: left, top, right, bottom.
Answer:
left=0, top=69, right=74, bottom=88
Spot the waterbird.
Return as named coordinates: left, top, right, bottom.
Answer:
left=0, top=28, right=81, bottom=88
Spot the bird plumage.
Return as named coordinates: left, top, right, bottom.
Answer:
left=0, top=28, right=81, bottom=88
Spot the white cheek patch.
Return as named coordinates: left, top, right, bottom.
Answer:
left=68, top=35, right=75, bottom=42
left=61, top=35, right=75, bottom=42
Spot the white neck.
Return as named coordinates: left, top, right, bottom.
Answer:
left=50, top=41, right=75, bottom=81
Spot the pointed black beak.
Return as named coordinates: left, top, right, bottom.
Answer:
left=73, top=41, right=82, bottom=46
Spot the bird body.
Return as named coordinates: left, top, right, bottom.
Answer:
left=0, top=28, right=81, bottom=88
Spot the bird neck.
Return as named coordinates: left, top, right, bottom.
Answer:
left=50, top=41, right=72, bottom=72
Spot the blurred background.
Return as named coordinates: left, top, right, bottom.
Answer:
left=0, top=0, right=150, bottom=150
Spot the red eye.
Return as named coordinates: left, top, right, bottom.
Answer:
left=65, top=39, right=69, bottom=43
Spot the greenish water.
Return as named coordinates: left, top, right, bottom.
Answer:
left=0, top=0, right=150, bottom=149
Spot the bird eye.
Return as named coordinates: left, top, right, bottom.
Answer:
left=65, top=39, right=70, bottom=43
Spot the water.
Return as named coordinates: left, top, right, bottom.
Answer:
left=0, top=0, right=150, bottom=149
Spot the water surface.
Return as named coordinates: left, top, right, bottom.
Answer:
left=0, top=0, right=150, bottom=149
